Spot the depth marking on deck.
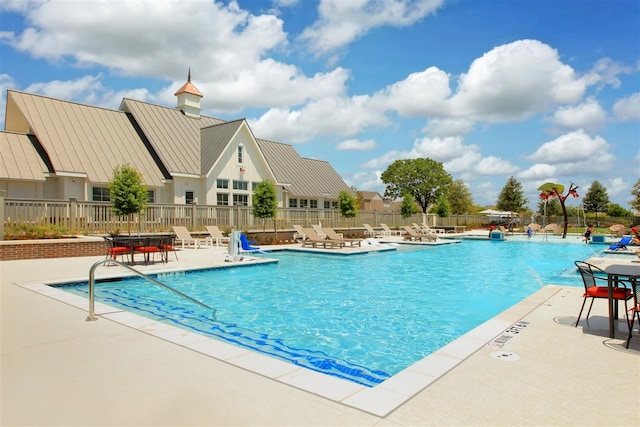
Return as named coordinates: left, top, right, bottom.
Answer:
left=487, top=321, right=530, bottom=348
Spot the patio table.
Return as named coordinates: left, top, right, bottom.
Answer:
left=603, top=263, right=640, bottom=338
left=112, top=235, right=173, bottom=265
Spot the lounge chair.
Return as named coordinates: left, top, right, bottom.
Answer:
left=311, top=224, right=327, bottom=239
left=322, top=227, right=362, bottom=247
left=205, top=225, right=230, bottom=246
left=171, top=226, right=202, bottom=249
left=301, top=228, right=345, bottom=249
left=403, top=226, right=438, bottom=242
left=292, top=225, right=307, bottom=241
left=363, top=223, right=384, bottom=238
left=608, top=236, right=632, bottom=251
left=380, top=223, right=405, bottom=236
left=413, top=222, right=445, bottom=234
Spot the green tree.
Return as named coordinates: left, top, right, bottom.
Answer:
left=583, top=180, right=610, bottom=224
left=607, top=203, right=632, bottom=217
left=400, top=191, right=419, bottom=218
left=380, top=158, right=453, bottom=213
left=108, top=164, right=147, bottom=235
left=496, top=176, right=528, bottom=213
left=338, top=190, right=358, bottom=228
left=431, top=196, right=451, bottom=217
left=447, top=179, right=474, bottom=215
left=252, top=180, right=278, bottom=237
left=630, top=178, right=640, bottom=214
left=538, top=197, right=562, bottom=222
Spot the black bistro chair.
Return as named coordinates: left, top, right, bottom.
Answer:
left=574, top=261, right=632, bottom=329
left=626, top=280, right=640, bottom=348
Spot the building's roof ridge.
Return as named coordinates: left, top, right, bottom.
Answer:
left=9, top=89, right=123, bottom=114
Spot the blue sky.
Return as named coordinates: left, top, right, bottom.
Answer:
left=1, top=0, right=638, bottom=210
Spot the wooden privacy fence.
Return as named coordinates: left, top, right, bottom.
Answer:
left=2, top=197, right=438, bottom=235
left=5, top=195, right=621, bottom=237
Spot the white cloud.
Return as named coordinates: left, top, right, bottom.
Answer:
left=248, top=95, right=388, bottom=143
left=380, top=67, right=451, bottom=117
left=412, top=136, right=472, bottom=161
left=527, top=130, right=610, bottom=164
left=612, top=92, right=640, bottom=122
left=423, top=118, right=474, bottom=137
left=299, top=0, right=443, bottom=55
left=336, top=139, right=376, bottom=151
left=448, top=40, right=585, bottom=122
left=550, top=98, right=607, bottom=130
left=581, top=57, right=638, bottom=90
left=2, top=0, right=352, bottom=114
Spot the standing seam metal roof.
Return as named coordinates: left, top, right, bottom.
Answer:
left=0, top=132, right=48, bottom=181
left=256, top=139, right=352, bottom=198
left=121, top=99, right=224, bottom=176
left=6, top=91, right=165, bottom=186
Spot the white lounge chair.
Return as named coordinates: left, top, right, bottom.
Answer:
left=380, top=223, right=405, bottom=236
left=293, top=225, right=307, bottom=241
left=403, top=226, right=438, bottom=242
left=205, top=225, right=230, bottom=246
left=311, top=224, right=327, bottom=239
left=363, top=223, right=384, bottom=238
left=172, top=226, right=201, bottom=249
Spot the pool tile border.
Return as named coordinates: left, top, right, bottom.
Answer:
left=18, top=280, right=562, bottom=417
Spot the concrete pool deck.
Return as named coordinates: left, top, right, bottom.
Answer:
left=2, top=240, right=639, bottom=426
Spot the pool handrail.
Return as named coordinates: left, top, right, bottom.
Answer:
left=87, top=259, right=212, bottom=321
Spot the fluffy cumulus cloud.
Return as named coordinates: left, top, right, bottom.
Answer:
left=612, top=93, right=640, bottom=122
left=249, top=95, right=388, bottom=143
left=527, top=130, right=609, bottom=164
left=299, top=0, right=443, bottom=55
left=423, top=118, right=474, bottom=137
left=550, top=98, right=607, bottom=131
left=448, top=40, right=585, bottom=122
left=336, top=139, right=377, bottom=151
left=519, top=130, right=615, bottom=180
left=0, top=0, right=350, bottom=113
left=379, top=67, right=451, bottom=117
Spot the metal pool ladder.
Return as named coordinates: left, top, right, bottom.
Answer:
left=86, top=259, right=213, bottom=321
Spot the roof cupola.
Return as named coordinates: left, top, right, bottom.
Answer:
left=174, top=68, right=203, bottom=118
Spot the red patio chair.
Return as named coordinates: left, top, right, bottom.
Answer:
left=626, top=280, right=640, bottom=348
left=574, top=261, right=632, bottom=329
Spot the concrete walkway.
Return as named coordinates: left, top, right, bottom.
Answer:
left=2, top=243, right=639, bottom=426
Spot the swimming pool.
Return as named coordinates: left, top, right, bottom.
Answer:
left=58, top=239, right=595, bottom=386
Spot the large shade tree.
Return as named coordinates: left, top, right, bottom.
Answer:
left=109, top=164, right=147, bottom=235
left=381, top=158, right=453, bottom=213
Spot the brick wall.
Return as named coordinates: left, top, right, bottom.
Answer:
left=0, top=238, right=107, bottom=261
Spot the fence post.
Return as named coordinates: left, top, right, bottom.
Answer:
left=191, top=202, right=197, bottom=229
left=0, top=190, right=5, bottom=240
left=69, top=198, right=77, bottom=231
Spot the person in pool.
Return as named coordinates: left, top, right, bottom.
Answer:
left=631, top=227, right=640, bottom=245
left=583, top=224, right=593, bottom=243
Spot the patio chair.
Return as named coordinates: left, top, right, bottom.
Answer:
left=626, top=280, right=640, bottom=348
left=134, top=236, right=163, bottom=265
left=574, top=260, right=632, bottom=328
left=104, top=236, right=131, bottom=264
left=159, top=236, right=178, bottom=261
left=363, top=223, right=384, bottom=238
left=205, top=225, right=230, bottom=246
left=403, top=226, right=438, bottom=242
left=413, top=222, right=445, bottom=234
left=322, top=227, right=362, bottom=247
left=380, top=223, right=405, bottom=236
left=171, top=226, right=202, bottom=249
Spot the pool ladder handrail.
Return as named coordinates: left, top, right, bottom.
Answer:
left=87, top=258, right=212, bottom=321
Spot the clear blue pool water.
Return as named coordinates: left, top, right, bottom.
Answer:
left=59, top=239, right=597, bottom=386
